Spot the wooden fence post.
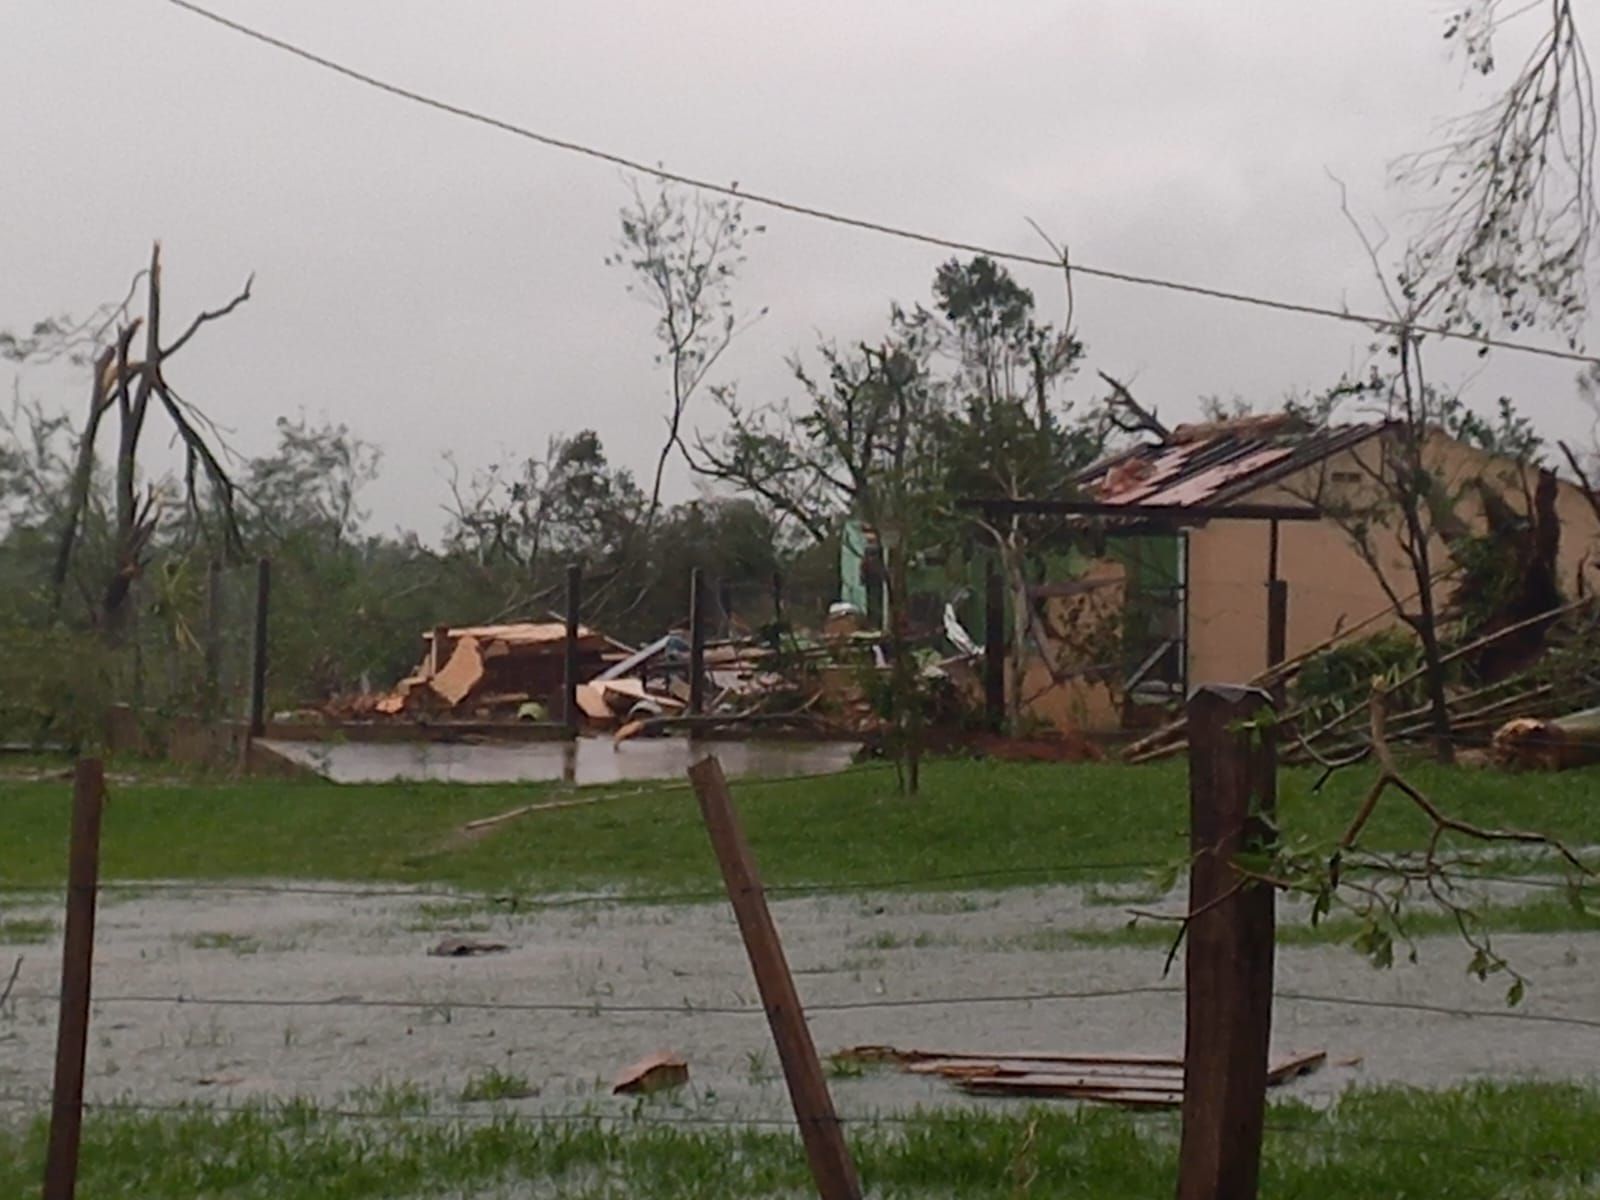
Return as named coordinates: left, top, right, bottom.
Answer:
left=247, top=556, right=270, bottom=738
left=1177, top=684, right=1277, bottom=1200
left=563, top=563, right=582, bottom=731
left=42, top=759, right=106, bottom=1200
left=688, top=757, right=863, bottom=1200
left=202, top=559, right=222, bottom=719
left=718, top=577, right=735, bottom=638
left=688, top=567, right=707, bottom=715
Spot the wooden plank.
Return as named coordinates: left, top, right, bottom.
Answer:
left=956, top=1077, right=1182, bottom=1108
left=958, top=1069, right=1188, bottom=1091
left=1178, top=685, right=1277, bottom=1200
left=689, top=756, right=861, bottom=1200
left=908, top=1059, right=1180, bottom=1080
left=844, top=1046, right=1184, bottom=1069
left=1265, top=1050, right=1326, bottom=1085
left=42, top=759, right=106, bottom=1200
left=612, top=1051, right=689, bottom=1095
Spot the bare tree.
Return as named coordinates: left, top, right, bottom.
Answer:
left=607, top=176, right=764, bottom=529
left=1395, top=1, right=1597, bottom=336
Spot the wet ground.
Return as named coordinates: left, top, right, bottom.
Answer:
left=2, top=878, right=1596, bottom=1124
left=260, top=736, right=862, bottom=785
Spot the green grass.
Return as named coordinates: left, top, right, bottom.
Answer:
left=0, top=1082, right=1594, bottom=1198
left=184, top=931, right=262, bottom=954
left=458, top=1067, right=537, bottom=1103
left=0, top=916, right=54, bottom=944
left=2, top=757, right=1597, bottom=899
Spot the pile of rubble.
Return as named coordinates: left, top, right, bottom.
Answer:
left=325, top=605, right=993, bottom=740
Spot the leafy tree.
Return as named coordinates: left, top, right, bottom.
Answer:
left=444, top=429, right=646, bottom=625
left=244, top=415, right=380, bottom=547
left=922, top=256, right=1101, bottom=730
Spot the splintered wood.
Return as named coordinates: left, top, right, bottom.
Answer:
left=833, top=1046, right=1325, bottom=1109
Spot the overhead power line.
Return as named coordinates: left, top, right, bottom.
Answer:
left=162, top=0, right=1600, bottom=367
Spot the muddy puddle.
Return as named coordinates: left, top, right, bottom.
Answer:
left=259, top=736, right=862, bottom=784
left=2, top=879, right=1596, bottom=1126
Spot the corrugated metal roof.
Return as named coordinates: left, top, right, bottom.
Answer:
left=1076, top=421, right=1386, bottom=510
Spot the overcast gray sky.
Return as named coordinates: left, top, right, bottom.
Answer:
left=4, top=1, right=1597, bottom=540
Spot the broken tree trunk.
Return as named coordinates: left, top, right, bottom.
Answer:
left=1491, top=706, right=1600, bottom=771
left=50, top=242, right=253, bottom=636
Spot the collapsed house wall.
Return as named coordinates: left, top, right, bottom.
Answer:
left=1018, top=427, right=1600, bottom=732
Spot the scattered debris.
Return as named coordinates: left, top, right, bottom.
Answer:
left=334, top=585, right=1001, bottom=743
left=353, top=622, right=618, bottom=721
left=612, top=1050, right=690, bottom=1095
left=830, top=1045, right=1325, bottom=1108
left=428, top=937, right=509, bottom=958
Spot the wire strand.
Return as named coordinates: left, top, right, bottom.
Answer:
left=159, top=0, right=1600, bottom=366
left=11, top=982, right=1599, bottom=1029
left=9, top=983, right=1183, bottom=1018
left=0, top=858, right=1170, bottom=906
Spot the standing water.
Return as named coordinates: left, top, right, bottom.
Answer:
left=258, top=736, right=862, bottom=785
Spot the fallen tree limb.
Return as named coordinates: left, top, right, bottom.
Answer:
left=1293, top=596, right=1597, bottom=749
left=1129, top=594, right=1598, bottom=764
left=1121, top=596, right=1422, bottom=762
left=459, top=793, right=614, bottom=833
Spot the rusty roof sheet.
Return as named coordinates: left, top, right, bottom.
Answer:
left=1077, top=422, right=1385, bottom=510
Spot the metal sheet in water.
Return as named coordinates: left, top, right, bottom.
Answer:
left=259, top=736, right=861, bottom=785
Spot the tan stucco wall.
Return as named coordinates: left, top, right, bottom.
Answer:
left=1016, top=561, right=1127, bottom=733
left=1185, top=430, right=1600, bottom=687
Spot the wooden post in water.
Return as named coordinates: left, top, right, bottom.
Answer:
left=1177, top=684, right=1277, bottom=1200
left=42, top=760, right=106, bottom=1200
left=563, top=563, right=582, bottom=731
left=688, top=757, right=862, bottom=1200
left=983, top=557, right=1006, bottom=731
left=688, top=567, right=707, bottom=715
left=202, top=559, right=222, bottom=719
left=718, top=577, right=734, bottom=638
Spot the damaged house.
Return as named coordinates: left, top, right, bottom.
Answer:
left=1022, top=415, right=1600, bottom=734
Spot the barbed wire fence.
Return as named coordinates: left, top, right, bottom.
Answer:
left=9, top=696, right=1600, bottom=1198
